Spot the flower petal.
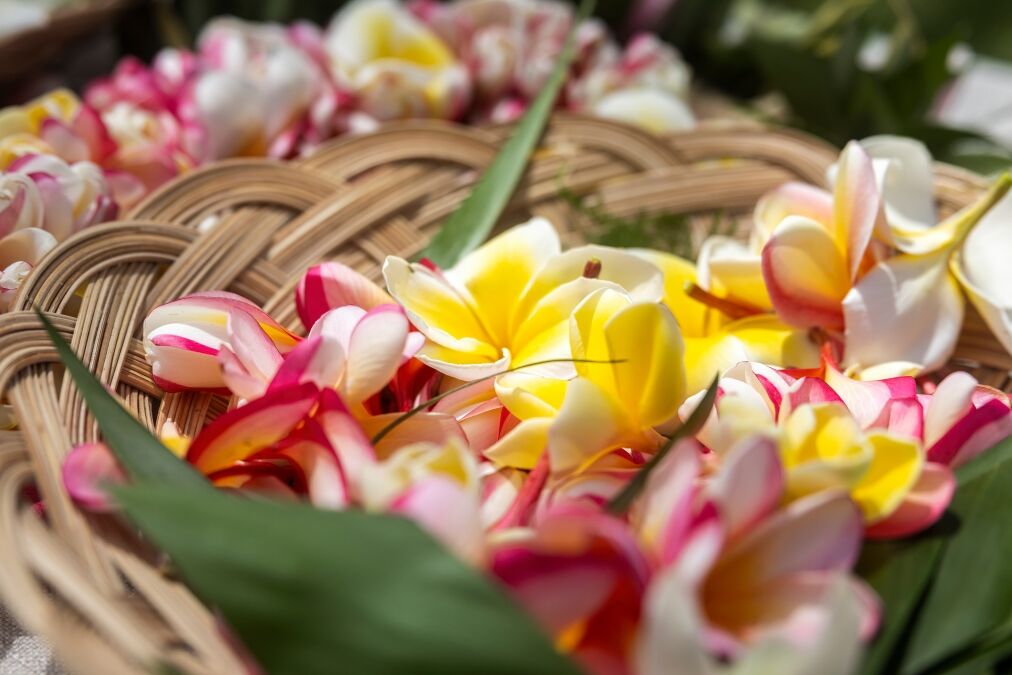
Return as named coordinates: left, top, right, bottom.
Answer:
left=591, top=88, right=695, bottom=134
left=708, top=436, right=784, bottom=541
left=484, top=417, right=552, bottom=470
left=842, top=250, right=963, bottom=374
left=296, top=261, right=393, bottom=329
left=605, top=301, right=686, bottom=429
left=186, top=382, right=319, bottom=473
left=341, top=304, right=409, bottom=403
left=860, top=135, right=936, bottom=233
left=865, top=462, right=954, bottom=539
left=832, top=141, right=880, bottom=279
left=548, top=378, right=629, bottom=476
left=62, top=442, right=126, bottom=512
left=851, top=431, right=924, bottom=523
left=762, top=215, right=849, bottom=330
left=951, top=190, right=1012, bottom=355
left=445, top=216, right=561, bottom=347
left=0, top=227, right=57, bottom=269
left=754, top=182, right=833, bottom=246
left=696, top=236, right=771, bottom=311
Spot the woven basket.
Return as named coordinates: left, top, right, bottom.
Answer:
left=0, top=115, right=1007, bottom=674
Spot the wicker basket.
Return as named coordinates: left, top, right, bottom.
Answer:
left=0, top=116, right=1008, bottom=674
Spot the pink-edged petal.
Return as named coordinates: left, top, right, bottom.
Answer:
left=780, top=377, right=844, bottom=421
left=274, top=419, right=348, bottom=509
left=491, top=507, right=650, bottom=635
left=833, top=141, right=881, bottom=279
left=754, top=181, right=834, bottom=245
left=865, top=462, right=954, bottom=539
left=715, top=491, right=864, bottom=584
left=186, top=382, right=319, bottom=473
left=870, top=397, right=925, bottom=440
left=62, top=442, right=127, bottom=512
left=391, top=476, right=484, bottom=564
left=824, top=362, right=917, bottom=429
left=218, top=345, right=266, bottom=401
left=928, top=397, right=1012, bottom=468
left=296, top=261, right=393, bottom=330
left=342, top=304, right=409, bottom=404
left=761, top=216, right=849, bottom=330
left=924, top=371, right=977, bottom=447
left=223, top=308, right=283, bottom=393
left=634, top=439, right=700, bottom=562
left=315, top=388, right=376, bottom=490
left=708, top=436, right=784, bottom=541
left=268, top=335, right=346, bottom=393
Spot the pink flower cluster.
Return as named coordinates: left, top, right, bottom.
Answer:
left=0, top=0, right=694, bottom=311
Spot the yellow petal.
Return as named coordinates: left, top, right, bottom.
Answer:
left=605, top=302, right=686, bottom=429
left=634, top=248, right=727, bottom=338
left=569, top=287, right=632, bottom=396
left=513, top=244, right=664, bottom=336
left=446, top=217, right=561, bottom=347
left=781, top=403, right=872, bottom=500
left=484, top=417, right=553, bottom=469
left=697, top=236, right=772, bottom=311
left=383, top=256, right=498, bottom=358
left=851, top=431, right=924, bottom=523
left=495, top=370, right=568, bottom=420
left=548, top=378, right=630, bottom=476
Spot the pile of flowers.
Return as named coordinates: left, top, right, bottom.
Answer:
left=0, top=0, right=694, bottom=311
left=63, top=137, right=1012, bottom=673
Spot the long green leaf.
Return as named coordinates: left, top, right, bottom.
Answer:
left=606, top=376, right=719, bottom=515
left=419, top=0, right=596, bottom=267
left=114, top=483, right=582, bottom=675
left=899, top=436, right=1012, bottom=673
left=37, top=309, right=207, bottom=488
left=856, top=529, right=950, bottom=675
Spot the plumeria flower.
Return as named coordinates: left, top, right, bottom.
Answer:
left=325, top=0, right=471, bottom=121
left=574, top=34, right=695, bottom=133
left=193, top=17, right=325, bottom=160
left=637, top=248, right=820, bottom=395
left=359, top=437, right=484, bottom=563
left=0, top=155, right=117, bottom=310
left=635, top=440, right=873, bottom=675
left=683, top=363, right=947, bottom=538
left=142, top=292, right=300, bottom=392
left=755, top=138, right=1010, bottom=377
left=0, top=89, right=79, bottom=167
left=383, top=217, right=664, bottom=380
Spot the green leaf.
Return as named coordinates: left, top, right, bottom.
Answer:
left=855, top=526, right=950, bottom=675
left=606, top=376, right=719, bottom=515
left=113, top=482, right=582, bottom=675
left=419, top=0, right=596, bottom=267
left=36, top=309, right=207, bottom=489
left=899, top=436, right=1012, bottom=673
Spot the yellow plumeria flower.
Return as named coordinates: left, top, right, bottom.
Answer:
left=487, top=288, right=686, bottom=475
left=325, top=0, right=469, bottom=119
left=780, top=402, right=923, bottom=524
left=383, top=217, right=664, bottom=380
left=636, top=248, right=820, bottom=395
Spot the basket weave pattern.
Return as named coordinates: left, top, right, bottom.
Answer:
left=0, top=116, right=1006, bottom=674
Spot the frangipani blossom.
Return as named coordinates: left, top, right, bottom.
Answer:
left=636, top=248, right=820, bottom=395
left=745, top=135, right=1011, bottom=377
left=325, top=0, right=470, bottom=121
left=142, top=292, right=300, bottom=392
left=0, top=154, right=117, bottom=310
left=193, top=18, right=325, bottom=160
left=633, top=437, right=879, bottom=666
left=384, top=217, right=664, bottom=380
